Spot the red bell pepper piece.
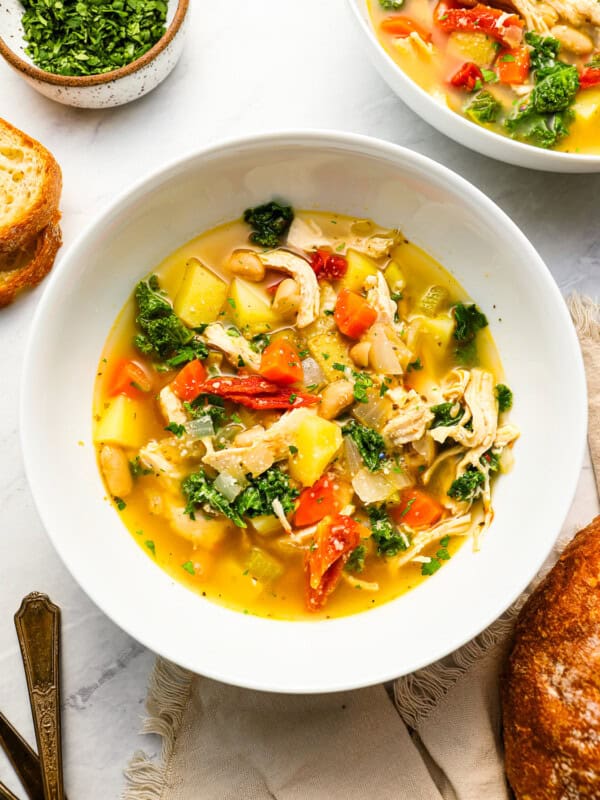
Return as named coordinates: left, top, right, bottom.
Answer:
left=434, top=2, right=524, bottom=48
left=108, top=359, right=153, bottom=398
left=294, top=473, right=352, bottom=528
left=191, top=375, right=319, bottom=410
left=391, top=488, right=444, bottom=529
left=451, top=62, right=484, bottom=91
left=496, top=46, right=530, bottom=85
left=310, top=249, right=348, bottom=281
left=170, top=359, right=207, bottom=401
left=305, top=515, right=365, bottom=611
left=259, top=340, right=303, bottom=386
left=380, top=15, right=432, bottom=42
left=334, top=288, right=377, bottom=339
left=580, top=62, right=600, bottom=90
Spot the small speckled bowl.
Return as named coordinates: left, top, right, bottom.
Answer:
left=0, top=0, right=189, bottom=109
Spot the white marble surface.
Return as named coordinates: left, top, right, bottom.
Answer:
left=0, top=1, right=598, bottom=797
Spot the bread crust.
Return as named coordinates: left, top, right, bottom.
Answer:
left=0, top=215, right=62, bottom=307
left=503, top=516, right=600, bottom=800
left=0, top=117, right=63, bottom=254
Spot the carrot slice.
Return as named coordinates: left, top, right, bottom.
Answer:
left=171, top=359, right=207, bottom=401
left=259, top=340, right=303, bottom=386
left=496, top=46, right=530, bottom=85
left=108, top=359, right=153, bottom=398
left=294, top=473, right=352, bottom=528
left=334, top=289, right=377, bottom=339
left=391, top=488, right=444, bottom=529
left=380, top=16, right=432, bottom=42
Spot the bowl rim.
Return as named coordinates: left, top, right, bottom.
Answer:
left=20, top=130, right=588, bottom=692
left=0, top=0, right=189, bottom=87
left=346, top=0, right=600, bottom=169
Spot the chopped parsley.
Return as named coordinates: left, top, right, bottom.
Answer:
left=129, top=456, right=152, bottom=478
left=421, top=558, right=442, bottom=576
left=407, top=358, right=423, bottom=372
left=165, top=422, right=186, bottom=437
left=452, top=303, right=488, bottom=365
left=447, top=467, right=485, bottom=502
left=345, top=544, right=366, bottom=573
left=145, top=540, right=156, bottom=556
left=114, top=496, right=126, bottom=511
left=243, top=201, right=294, bottom=248
left=234, top=466, right=299, bottom=519
left=368, top=506, right=408, bottom=557
left=181, top=561, right=195, bottom=575
left=342, top=420, right=386, bottom=472
left=250, top=333, right=270, bottom=353
left=495, top=383, right=513, bottom=412
left=352, top=371, right=374, bottom=403
left=133, top=275, right=207, bottom=365
left=430, top=402, right=465, bottom=429
left=379, top=0, right=404, bottom=7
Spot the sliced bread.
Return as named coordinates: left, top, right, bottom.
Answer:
left=0, top=118, right=62, bottom=254
left=0, top=214, right=62, bottom=308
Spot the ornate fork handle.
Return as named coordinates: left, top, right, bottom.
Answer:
left=14, top=593, right=65, bottom=800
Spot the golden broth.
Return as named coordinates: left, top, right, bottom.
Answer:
left=93, top=210, right=505, bottom=620
left=368, top=0, right=600, bottom=155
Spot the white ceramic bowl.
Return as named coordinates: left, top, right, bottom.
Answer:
left=347, top=0, right=600, bottom=173
left=0, top=0, right=188, bottom=109
left=21, top=132, right=586, bottom=693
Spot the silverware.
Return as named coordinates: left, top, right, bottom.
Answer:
left=14, top=593, right=65, bottom=800
left=0, top=711, right=44, bottom=800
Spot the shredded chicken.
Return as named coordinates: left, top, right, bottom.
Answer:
left=494, top=424, right=521, bottom=450
left=421, top=445, right=464, bottom=485
left=166, top=503, right=229, bottom=548
left=441, top=368, right=471, bottom=403
left=365, top=271, right=397, bottom=325
left=139, top=436, right=205, bottom=482
left=383, top=387, right=434, bottom=447
left=393, top=514, right=473, bottom=569
left=341, top=574, right=380, bottom=591
left=158, top=385, right=188, bottom=425
left=203, top=407, right=315, bottom=477
left=257, top=249, right=319, bottom=327
left=202, top=323, right=262, bottom=372
left=494, top=0, right=600, bottom=30
left=430, top=369, right=498, bottom=465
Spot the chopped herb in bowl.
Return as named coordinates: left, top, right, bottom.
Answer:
left=20, top=0, right=169, bottom=77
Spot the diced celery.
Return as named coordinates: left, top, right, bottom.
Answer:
left=418, top=285, right=450, bottom=317
left=245, top=547, right=283, bottom=582
left=251, top=515, right=284, bottom=536
left=384, top=261, right=406, bottom=293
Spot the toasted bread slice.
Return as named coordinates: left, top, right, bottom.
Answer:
left=0, top=118, right=62, bottom=254
left=0, top=215, right=62, bottom=307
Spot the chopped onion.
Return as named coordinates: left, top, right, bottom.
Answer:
left=353, top=395, right=390, bottom=430
left=382, top=464, right=413, bottom=491
left=302, top=357, right=325, bottom=387
left=213, top=472, right=245, bottom=502
left=344, top=437, right=362, bottom=474
left=367, top=324, right=403, bottom=375
left=499, top=447, right=514, bottom=474
left=186, top=415, right=215, bottom=438
left=352, top=468, right=396, bottom=504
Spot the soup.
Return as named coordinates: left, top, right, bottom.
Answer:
left=369, top=0, right=600, bottom=154
left=93, top=202, right=518, bottom=620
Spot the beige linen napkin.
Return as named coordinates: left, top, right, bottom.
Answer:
left=123, top=294, right=599, bottom=800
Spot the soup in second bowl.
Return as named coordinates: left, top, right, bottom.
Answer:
left=369, top=0, right=600, bottom=154
left=93, top=201, right=518, bottom=620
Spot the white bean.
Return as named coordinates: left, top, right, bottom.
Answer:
left=225, top=249, right=265, bottom=282
left=551, top=25, right=593, bottom=55
left=272, top=278, right=301, bottom=319
left=349, top=341, right=372, bottom=368
left=100, top=444, right=133, bottom=498
left=319, top=380, right=354, bottom=420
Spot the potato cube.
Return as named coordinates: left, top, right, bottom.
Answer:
left=289, top=415, right=343, bottom=487
left=339, top=249, right=379, bottom=292
left=94, top=395, right=154, bottom=449
left=174, top=258, right=228, bottom=327
left=228, top=277, right=282, bottom=335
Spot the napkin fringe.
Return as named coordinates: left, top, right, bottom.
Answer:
left=122, top=658, right=192, bottom=800
left=394, top=604, right=520, bottom=730
left=568, top=292, right=600, bottom=341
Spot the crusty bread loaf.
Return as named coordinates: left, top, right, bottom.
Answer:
left=503, top=516, right=600, bottom=799
left=0, top=118, right=62, bottom=254
left=0, top=215, right=62, bottom=307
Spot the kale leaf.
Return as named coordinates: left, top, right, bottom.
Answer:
left=134, top=275, right=207, bottom=364
left=345, top=545, right=366, bottom=573
left=342, top=420, right=386, bottom=472
left=495, top=383, right=513, bottom=412
left=182, top=470, right=246, bottom=528
left=243, top=201, right=294, bottom=248
left=368, top=506, right=408, bottom=557
left=379, top=0, right=404, bottom=7
left=452, top=303, right=488, bottom=365
left=466, top=91, right=501, bottom=124
left=525, top=31, right=560, bottom=72
left=183, top=395, right=227, bottom=428
left=447, top=467, right=485, bottom=502
left=430, top=402, right=465, bottom=429
left=235, top=467, right=299, bottom=518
